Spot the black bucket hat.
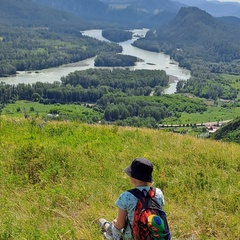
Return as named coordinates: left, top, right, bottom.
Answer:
left=124, top=157, right=153, bottom=182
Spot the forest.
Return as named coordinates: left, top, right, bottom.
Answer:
left=175, top=75, right=239, bottom=100
left=102, top=29, right=133, bottom=42
left=0, top=26, right=122, bottom=77
left=0, top=68, right=207, bottom=127
left=94, top=53, right=138, bottom=67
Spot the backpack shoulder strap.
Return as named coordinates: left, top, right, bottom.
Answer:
left=128, top=188, right=144, bottom=199
left=128, top=187, right=156, bottom=199
left=148, top=187, right=156, bottom=198
left=126, top=188, right=146, bottom=236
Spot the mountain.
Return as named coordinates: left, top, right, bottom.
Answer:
left=2, top=0, right=240, bottom=29
left=154, top=7, right=240, bottom=62
left=175, top=0, right=240, bottom=18
left=0, top=0, right=90, bottom=28
left=217, top=16, right=240, bottom=26
left=33, top=0, right=109, bottom=20
left=3, top=0, right=240, bottom=30
left=32, top=0, right=181, bottom=27
left=102, top=0, right=183, bottom=14
left=102, top=0, right=240, bottom=18
left=210, top=117, right=240, bottom=144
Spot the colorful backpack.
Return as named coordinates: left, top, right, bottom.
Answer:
left=128, top=187, right=171, bottom=240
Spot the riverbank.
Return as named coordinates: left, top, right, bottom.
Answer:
left=168, top=75, right=178, bottom=83
left=2, top=29, right=190, bottom=94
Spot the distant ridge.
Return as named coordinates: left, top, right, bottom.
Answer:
left=175, top=0, right=240, bottom=18
left=0, top=0, right=88, bottom=28
left=33, top=0, right=181, bottom=27
left=33, top=0, right=109, bottom=20
left=217, top=16, right=240, bottom=26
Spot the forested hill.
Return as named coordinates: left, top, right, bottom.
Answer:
left=1, top=0, right=177, bottom=29
left=33, top=0, right=179, bottom=27
left=132, top=6, right=240, bottom=65
left=33, top=0, right=109, bottom=22
left=175, top=0, right=240, bottom=18
left=0, top=0, right=89, bottom=28
left=217, top=16, right=240, bottom=27
left=155, top=7, right=240, bottom=63
left=210, top=118, right=240, bottom=144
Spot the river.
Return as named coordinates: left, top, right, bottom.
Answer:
left=2, top=29, right=190, bottom=94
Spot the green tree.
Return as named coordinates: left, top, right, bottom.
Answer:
left=32, top=93, right=41, bottom=102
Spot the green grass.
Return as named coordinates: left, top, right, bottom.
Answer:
left=0, top=116, right=239, bottom=239
left=2, top=101, right=103, bottom=123
left=2, top=100, right=240, bottom=126
left=163, top=105, right=240, bottom=125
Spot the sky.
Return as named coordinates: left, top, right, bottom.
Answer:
left=216, top=0, right=240, bottom=2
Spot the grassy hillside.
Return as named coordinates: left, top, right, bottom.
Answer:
left=211, top=117, right=240, bottom=144
left=0, top=116, right=239, bottom=239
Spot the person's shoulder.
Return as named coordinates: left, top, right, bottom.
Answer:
left=119, top=190, right=137, bottom=199
left=116, top=190, right=139, bottom=208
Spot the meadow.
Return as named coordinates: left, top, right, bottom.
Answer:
left=2, top=100, right=240, bottom=126
left=0, top=116, right=239, bottom=239
left=162, top=100, right=240, bottom=125
left=1, top=101, right=103, bottom=123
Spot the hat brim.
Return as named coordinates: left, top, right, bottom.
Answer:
left=124, top=165, right=132, bottom=177
left=124, top=166, right=153, bottom=182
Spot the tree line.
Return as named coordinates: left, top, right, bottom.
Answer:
left=176, top=77, right=238, bottom=100
left=102, top=29, right=133, bottom=43
left=1, top=68, right=169, bottom=104
left=94, top=53, right=137, bottom=67
left=0, top=68, right=207, bottom=127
